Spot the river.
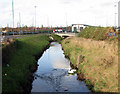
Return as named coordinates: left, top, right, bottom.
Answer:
left=31, top=42, right=90, bottom=93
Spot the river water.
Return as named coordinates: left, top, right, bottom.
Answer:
left=31, top=42, right=90, bottom=93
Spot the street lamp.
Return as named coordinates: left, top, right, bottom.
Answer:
left=12, top=0, right=14, bottom=36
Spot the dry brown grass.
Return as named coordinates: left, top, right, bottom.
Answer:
left=62, top=37, right=118, bottom=92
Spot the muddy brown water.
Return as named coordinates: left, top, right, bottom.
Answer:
left=31, top=42, right=90, bottom=93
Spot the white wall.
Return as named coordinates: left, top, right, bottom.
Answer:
left=72, top=24, right=86, bottom=32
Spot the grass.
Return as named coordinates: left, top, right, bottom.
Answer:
left=2, top=34, right=62, bottom=93
left=62, top=37, right=118, bottom=92
left=51, top=34, right=63, bottom=42
left=78, top=26, right=118, bottom=42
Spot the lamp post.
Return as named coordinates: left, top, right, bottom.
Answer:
left=19, top=12, right=21, bottom=27
left=12, top=0, right=14, bottom=36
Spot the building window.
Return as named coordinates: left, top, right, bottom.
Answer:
left=74, top=27, right=77, bottom=32
left=80, top=27, right=83, bottom=31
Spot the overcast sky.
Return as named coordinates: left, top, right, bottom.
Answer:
left=0, top=0, right=119, bottom=27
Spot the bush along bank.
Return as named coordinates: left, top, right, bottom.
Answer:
left=2, top=34, right=62, bottom=93
left=62, top=37, right=118, bottom=92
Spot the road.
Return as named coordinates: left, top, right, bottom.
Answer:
left=1, top=34, right=39, bottom=43
left=1, top=32, right=77, bottom=43
left=55, top=33, right=77, bottom=37
left=1, top=35, right=27, bottom=43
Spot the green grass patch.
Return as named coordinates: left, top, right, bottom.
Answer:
left=2, top=34, right=52, bottom=93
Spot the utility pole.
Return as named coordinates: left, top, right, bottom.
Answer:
left=19, top=12, right=21, bottom=27
left=114, top=3, right=117, bottom=29
left=32, top=17, right=34, bottom=33
left=66, top=13, right=68, bottom=33
left=47, top=16, right=50, bottom=34
left=34, top=6, right=37, bottom=33
left=7, top=24, right=9, bottom=35
left=17, top=22, right=19, bottom=35
left=106, top=15, right=108, bottom=27
left=12, top=0, right=14, bottom=36
left=118, top=1, right=120, bottom=28
left=19, top=12, right=21, bottom=35
left=32, top=17, right=34, bottom=27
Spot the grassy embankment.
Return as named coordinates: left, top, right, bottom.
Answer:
left=62, top=27, right=118, bottom=92
left=2, top=34, right=62, bottom=93
left=78, top=26, right=118, bottom=41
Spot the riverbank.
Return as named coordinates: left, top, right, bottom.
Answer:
left=62, top=37, right=118, bottom=92
left=2, top=34, right=62, bottom=93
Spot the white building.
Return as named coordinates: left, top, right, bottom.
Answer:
left=72, top=24, right=89, bottom=32
left=118, top=1, right=120, bottom=27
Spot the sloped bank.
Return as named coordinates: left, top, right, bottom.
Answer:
left=2, top=34, right=62, bottom=93
left=61, top=37, right=118, bottom=92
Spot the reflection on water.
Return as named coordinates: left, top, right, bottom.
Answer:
left=31, top=42, right=90, bottom=92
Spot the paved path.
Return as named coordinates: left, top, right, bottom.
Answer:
left=1, top=35, right=27, bottom=43
left=55, top=33, right=76, bottom=37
